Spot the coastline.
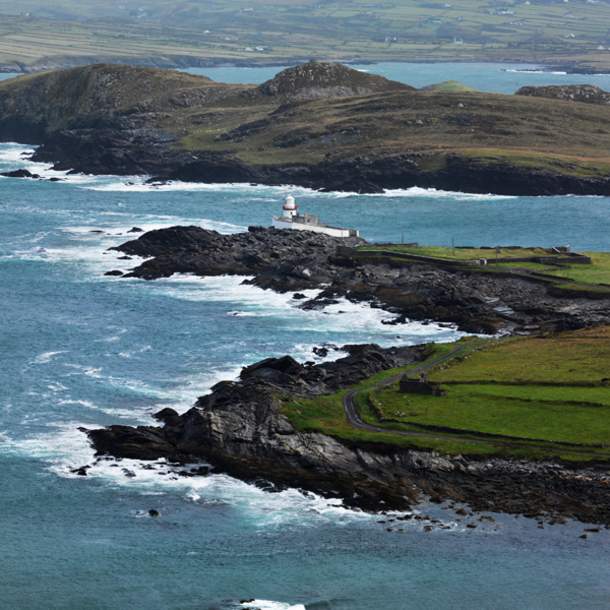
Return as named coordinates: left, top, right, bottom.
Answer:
left=2, top=56, right=610, bottom=76
left=83, top=225, right=610, bottom=524
left=4, top=61, right=610, bottom=198
left=85, top=343, right=610, bottom=524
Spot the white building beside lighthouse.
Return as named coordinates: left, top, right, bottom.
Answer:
left=272, top=195, right=359, bottom=238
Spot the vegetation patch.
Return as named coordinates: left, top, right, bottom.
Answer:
left=356, top=245, right=610, bottom=295
left=281, top=329, right=610, bottom=461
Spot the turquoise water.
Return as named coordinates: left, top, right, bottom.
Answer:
left=1, top=64, right=610, bottom=609
left=186, top=61, right=610, bottom=93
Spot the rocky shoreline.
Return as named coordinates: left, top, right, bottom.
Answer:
left=109, top=225, right=610, bottom=335
left=81, top=225, right=610, bottom=524
left=86, top=344, right=610, bottom=524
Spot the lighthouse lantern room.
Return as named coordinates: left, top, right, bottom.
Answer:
left=282, top=194, right=298, bottom=219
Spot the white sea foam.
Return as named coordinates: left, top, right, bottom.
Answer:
left=0, top=142, right=36, bottom=163
left=0, top=143, right=100, bottom=184
left=240, top=601, right=306, bottom=610
left=59, top=358, right=243, bottom=416
left=84, top=178, right=317, bottom=198
left=5, top=214, right=244, bottom=275
left=504, top=68, right=545, bottom=74
left=381, top=186, right=515, bottom=201
left=85, top=177, right=518, bottom=201
left=151, top=273, right=464, bottom=347
left=1, top=423, right=378, bottom=527
left=32, top=351, right=66, bottom=364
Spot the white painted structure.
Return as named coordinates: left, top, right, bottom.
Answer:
left=272, top=195, right=360, bottom=238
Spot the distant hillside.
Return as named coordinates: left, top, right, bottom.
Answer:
left=0, top=64, right=244, bottom=137
left=3, top=62, right=610, bottom=196
left=2, top=0, right=610, bottom=72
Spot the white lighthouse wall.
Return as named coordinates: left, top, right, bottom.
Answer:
left=272, top=218, right=356, bottom=238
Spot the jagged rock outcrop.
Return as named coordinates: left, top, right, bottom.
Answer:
left=517, top=84, right=610, bottom=105
left=111, top=226, right=610, bottom=334
left=257, top=60, right=413, bottom=101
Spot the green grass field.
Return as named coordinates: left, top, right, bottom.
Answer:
left=3, top=0, right=610, bottom=71
left=359, top=245, right=559, bottom=261
left=281, top=328, right=610, bottom=461
left=356, top=245, right=610, bottom=295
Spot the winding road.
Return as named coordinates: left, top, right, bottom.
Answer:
left=342, top=343, right=607, bottom=456
left=343, top=344, right=469, bottom=436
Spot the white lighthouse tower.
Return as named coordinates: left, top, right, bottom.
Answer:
left=272, top=194, right=359, bottom=238
left=282, top=194, right=298, bottom=219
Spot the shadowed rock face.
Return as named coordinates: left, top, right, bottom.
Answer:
left=87, top=345, right=610, bottom=523
left=3, top=62, right=610, bottom=194
left=111, top=226, right=610, bottom=335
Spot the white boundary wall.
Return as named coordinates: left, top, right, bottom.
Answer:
left=272, top=217, right=357, bottom=238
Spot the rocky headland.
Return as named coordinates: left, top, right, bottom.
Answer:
left=110, top=225, right=610, bottom=335
left=82, top=226, right=610, bottom=524
left=87, top=343, right=610, bottom=524
left=3, top=62, right=610, bottom=194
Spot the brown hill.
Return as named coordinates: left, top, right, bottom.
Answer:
left=257, top=61, right=413, bottom=101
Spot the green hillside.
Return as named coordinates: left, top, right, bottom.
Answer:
left=282, top=327, right=610, bottom=461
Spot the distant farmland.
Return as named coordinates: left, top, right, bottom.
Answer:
left=2, top=0, right=610, bottom=72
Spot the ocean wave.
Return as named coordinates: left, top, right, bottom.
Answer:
left=83, top=177, right=517, bottom=201
left=0, top=142, right=36, bottom=163
left=0, top=143, right=99, bottom=184
left=4, top=215, right=244, bottom=274
left=381, top=186, right=515, bottom=201
left=503, top=68, right=568, bottom=75
left=60, top=359, right=244, bottom=416
left=1, top=422, right=378, bottom=527
left=238, top=601, right=306, bottom=610
left=151, top=274, right=465, bottom=347
left=84, top=178, right=318, bottom=197
left=32, top=351, right=66, bottom=364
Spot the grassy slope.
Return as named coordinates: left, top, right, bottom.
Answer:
left=176, top=85, right=610, bottom=180
left=281, top=329, right=610, bottom=461
left=359, top=245, right=561, bottom=261
left=3, top=1, right=610, bottom=70
left=4, top=61, right=610, bottom=188
left=358, top=245, right=610, bottom=291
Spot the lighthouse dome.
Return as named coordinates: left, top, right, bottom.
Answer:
left=283, top=195, right=297, bottom=210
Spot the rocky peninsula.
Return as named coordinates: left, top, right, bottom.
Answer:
left=3, top=62, right=610, bottom=195
left=87, top=343, right=610, bottom=524
left=82, top=225, right=610, bottom=524
left=110, top=225, right=610, bottom=335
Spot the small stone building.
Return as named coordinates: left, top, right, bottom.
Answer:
left=399, top=374, right=446, bottom=397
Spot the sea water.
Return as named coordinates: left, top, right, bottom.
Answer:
left=1, top=65, right=610, bottom=609
left=186, top=61, right=610, bottom=94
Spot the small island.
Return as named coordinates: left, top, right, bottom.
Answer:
left=85, top=222, right=610, bottom=525
left=5, top=62, right=610, bottom=195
